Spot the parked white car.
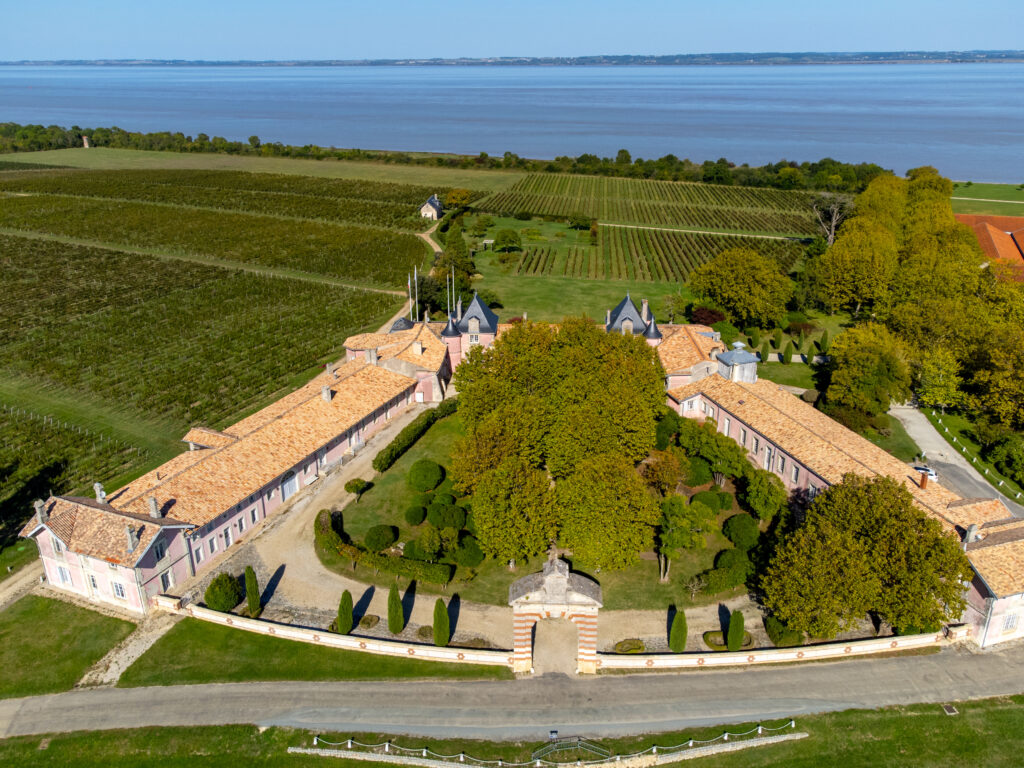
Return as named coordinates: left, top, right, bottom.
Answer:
left=914, top=466, right=938, bottom=481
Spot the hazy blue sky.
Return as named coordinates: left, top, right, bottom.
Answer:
left=2, top=0, right=1017, bottom=60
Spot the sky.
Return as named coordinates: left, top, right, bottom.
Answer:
left=1, top=0, right=1018, bottom=61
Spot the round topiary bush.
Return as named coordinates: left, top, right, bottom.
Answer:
left=614, top=638, right=646, bottom=654
left=359, top=614, right=380, bottom=629
left=204, top=572, right=245, bottom=612
left=454, top=535, right=485, bottom=568
left=435, top=493, right=456, bottom=507
left=365, top=524, right=398, bottom=552
left=405, top=506, right=427, bottom=526
left=408, top=459, right=444, bottom=492
left=723, top=513, right=760, bottom=551
left=687, top=457, right=712, bottom=487
left=715, top=547, right=752, bottom=574
left=692, top=490, right=721, bottom=511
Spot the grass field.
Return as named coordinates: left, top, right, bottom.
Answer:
left=5, top=697, right=1024, bottom=766
left=119, top=618, right=511, bottom=687
left=0, top=595, right=135, bottom=699
left=0, top=147, right=525, bottom=191
left=951, top=182, right=1024, bottom=216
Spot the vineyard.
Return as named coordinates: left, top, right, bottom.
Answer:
left=0, top=195, right=427, bottom=289
left=479, top=174, right=817, bottom=235
left=0, top=169, right=481, bottom=230
left=509, top=227, right=803, bottom=281
left=0, top=407, right=146, bottom=544
left=0, top=235, right=400, bottom=429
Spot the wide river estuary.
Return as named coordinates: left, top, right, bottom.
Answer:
left=1, top=63, right=1022, bottom=181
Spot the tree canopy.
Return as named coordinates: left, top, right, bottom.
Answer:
left=688, top=247, right=793, bottom=328
left=824, top=323, right=911, bottom=418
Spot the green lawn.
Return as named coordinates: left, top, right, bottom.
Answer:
left=0, top=595, right=135, bottom=699
left=0, top=539, right=38, bottom=583
left=756, top=363, right=818, bottom=390
left=950, top=182, right=1024, bottom=216
left=922, top=409, right=1024, bottom=499
left=6, top=696, right=1024, bottom=766
left=862, top=417, right=921, bottom=463
left=0, top=148, right=524, bottom=192
left=118, top=618, right=510, bottom=687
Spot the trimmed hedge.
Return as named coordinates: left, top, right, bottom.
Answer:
left=408, top=459, right=444, bottom=492
left=205, top=572, right=244, bottom=612
left=404, top=505, right=427, bottom=525
left=365, top=524, right=398, bottom=552
left=371, top=399, right=458, bottom=473
left=314, top=509, right=346, bottom=552
left=338, top=542, right=453, bottom=584
left=765, top=615, right=803, bottom=647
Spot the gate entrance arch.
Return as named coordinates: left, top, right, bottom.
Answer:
left=508, top=555, right=602, bottom=674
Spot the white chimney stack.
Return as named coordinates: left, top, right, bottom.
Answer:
left=34, top=499, right=47, bottom=524
left=321, top=385, right=332, bottom=402
left=93, top=482, right=106, bottom=503
left=641, top=298, right=650, bottom=322
left=147, top=496, right=162, bottom=519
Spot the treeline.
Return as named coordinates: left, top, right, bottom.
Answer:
left=805, top=167, right=1024, bottom=478
left=0, top=122, right=886, bottom=193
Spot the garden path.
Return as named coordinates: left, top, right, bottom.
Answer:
left=75, top=611, right=181, bottom=688
left=0, top=560, right=42, bottom=612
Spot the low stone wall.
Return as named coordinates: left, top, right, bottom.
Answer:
left=177, top=601, right=513, bottom=667
left=597, top=631, right=945, bottom=670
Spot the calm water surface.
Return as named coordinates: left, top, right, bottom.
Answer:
left=1, top=64, right=1021, bottom=181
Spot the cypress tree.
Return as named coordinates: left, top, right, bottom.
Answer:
left=783, top=341, right=795, bottom=365
left=388, top=583, right=404, bottom=635
left=773, top=328, right=784, bottom=347
left=797, top=330, right=807, bottom=354
left=818, top=330, right=830, bottom=354
left=337, top=589, right=353, bottom=635
left=433, top=598, right=450, bottom=647
left=244, top=565, right=260, bottom=618
left=747, top=328, right=760, bottom=347
left=727, top=609, right=745, bottom=652
left=760, top=341, right=771, bottom=363
left=668, top=607, right=687, bottom=652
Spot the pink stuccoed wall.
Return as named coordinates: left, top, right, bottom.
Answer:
left=39, top=530, right=146, bottom=614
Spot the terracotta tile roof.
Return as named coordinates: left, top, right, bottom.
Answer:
left=109, top=363, right=416, bottom=527
left=344, top=323, right=449, bottom=372
left=105, top=449, right=211, bottom=507
left=955, top=213, right=1024, bottom=234
left=667, top=376, right=1010, bottom=533
left=182, top=427, right=238, bottom=449
left=657, top=325, right=726, bottom=373
left=19, top=496, right=188, bottom=566
left=955, top=214, right=1024, bottom=273
left=966, top=519, right=1024, bottom=597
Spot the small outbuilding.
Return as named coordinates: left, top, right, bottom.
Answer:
left=419, top=194, right=443, bottom=220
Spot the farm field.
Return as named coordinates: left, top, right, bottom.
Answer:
left=0, top=147, right=526, bottom=191
left=478, top=174, right=818, bottom=235
left=0, top=168, right=484, bottom=230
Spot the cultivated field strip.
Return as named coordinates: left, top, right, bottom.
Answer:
left=512, top=228, right=802, bottom=281
left=0, top=235, right=400, bottom=428
left=0, top=169, right=480, bottom=230
left=480, top=174, right=817, bottom=235
left=0, top=195, right=427, bottom=289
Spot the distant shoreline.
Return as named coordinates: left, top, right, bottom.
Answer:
left=2, top=51, right=1024, bottom=67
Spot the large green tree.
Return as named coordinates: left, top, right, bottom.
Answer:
left=825, top=323, right=912, bottom=417
left=555, top=453, right=660, bottom=571
left=657, top=495, right=719, bottom=581
left=762, top=475, right=972, bottom=637
left=689, top=247, right=793, bottom=328
left=916, top=348, right=964, bottom=415
left=472, top=457, right=556, bottom=564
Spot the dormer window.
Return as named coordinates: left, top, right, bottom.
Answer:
left=621, top=319, right=633, bottom=335
left=468, top=318, right=480, bottom=334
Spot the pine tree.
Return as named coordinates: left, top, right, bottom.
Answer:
left=337, top=589, right=353, bottom=635
left=388, top=583, right=404, bottom=635
left=433, top=598, right=450, bottom=647
left=669, top=608, right=687, bottom=652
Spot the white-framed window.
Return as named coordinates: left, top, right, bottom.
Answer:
left=808, top=484, right=820, bottom=498
left=700, top=401, right=707, bottom=414
left=112, top=582, right=127, bottom=599
left=52, top=536, right=64, bottom=554
left=723, top=417, right=731, bottom=435
left=250, top=508, right=258, bottom=524
left=1003, top=613, right=1019, bottom=633
left=238, top=517, right=245, bottom=534
left=791, top=466, right=799, bottom=484
left=153, top=540, right=167, bottom=561
left=209, top=538, right=218, bottom=555
left=753, top=437, right=760, bottom=454
left=57, top=566, right=71, bottom=585
left=685, top=399, right=695, bottom=412
left=194, top=546, right=204, bottom=564
left=707, top=408, right=715, bottom=419
left=740, top=428, right=747, bottom=446
left=469, top=334, right=480, bottom=346
left=778, top=456, right=786, bottom=473
left=89, top=574, right=98, bottom=590
left=160, top=571, right=173, bottom=592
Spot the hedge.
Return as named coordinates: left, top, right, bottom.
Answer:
left=765, top=615, right=803, bottom=647
left=338, top=542, right=453, bottom=584
left=371, top=399, right=458, bottom=473
left=314, top=509, right=346, bottom=552
left=727, top=610, right=745, bottom=652
left=365, top=524, right=398, bottom=552
left=669, top=609, right=687, bottom=652
left=205, top=572, right=244, bottom=612
left=408, top=459, right=444, bottom=492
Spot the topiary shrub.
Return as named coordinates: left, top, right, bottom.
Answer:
left=773, top=328, right=784, bottom=347
left=244, top=565, right=261, bottom=618
left=336, top=589, right=353, bottom=635
left=765, top=615, right=803, bottom=647
left=359, top=614, right=379, bottom=629
left=388, top=583, right=404, bottom=635
left=801, top=389, right=819, bottom=403
left=408, top=459, right=444, bottom=492
left=405, top=506, right=427, bottom=526
left=435, top=493, right=456, bottom=507
left=453, top=535, right=485, bottom=568
left=783, top=341, right=795, bottom=365
left=413, top=493, right=433, bottom=508
left=760, top=341, right=772, bottom=362
left=718, top=491, right=733, bottom=510
left=745, top=327, right=761, bottom=347
left=433, top=598, right=450, bottom=647
left=715, top=548, right=753, bottom=579
left=723, top=513, right=760, bottom=551
left=204, top=572, right=245, bottom=612
left=344, top=478, right=371, bottom=501
left=614, top=638, right=646, bottom=654
left=692, top=490, right=721, bottom=511
left=687, top=456, right=712, bottom=487
left=669, top=608, right=687, bottom=652
left=365, top=525, right=398, bottom=552
left=727, top=610, right=745, bottom=652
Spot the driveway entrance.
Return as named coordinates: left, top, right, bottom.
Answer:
left=532, top=618, right=578, bottom=676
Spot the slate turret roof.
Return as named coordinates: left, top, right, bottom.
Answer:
left=456, top=293, right=500, bottom=335
left=643, top=318, right=663, bottom=340
left=606, top=294, right=646, bottom=334
left=717, top=342, right=759, bottom=366
left=441, top=313, right=461, bottom=338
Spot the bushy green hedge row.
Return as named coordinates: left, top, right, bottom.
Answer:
left=371, top=398, right=459, bottom=473
left=338, top=542, right=453, bottom=584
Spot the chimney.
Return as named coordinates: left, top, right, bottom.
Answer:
left=964, top=523, right=979, bottom=545
left=325, top=361, right=334, bottom=378
left=34, top=499, right=47, bottom=524
left=919, top=470, right=929, bottom=490
left=93, top=482, right=106, bottom=503
left=147, top=496, right=162, bottom=519
left=125, top=525, right=139, bottom=553
left=606, top=309, right=611, bottom=325
left=321, top=385, right=333, bottom=402
left=367, top=348, right=378, bottom=366
left=457, top=297, right=463, bottom=322
left=641, top=298, right=650, bottom=323
left=412, top=341, right=424, bottom=355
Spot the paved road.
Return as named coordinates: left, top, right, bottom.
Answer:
left=889, top=405, right=1024, bottom=515
left=3, top=643, right=1024, bottom=740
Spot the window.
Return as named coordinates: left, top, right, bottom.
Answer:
left=57, top=566, right=71, bottom=585
left=194, top=546, right=203, bottom=564
left=707, top=408, right=715, bottom=419
left=153, top=540, right=167, bottom=562
left=89, top=574, right=98, bottom=590
left=209, top=538, right=218, bottom=555
left=791, top=466, right=800, bottom=484
left=778, top=456, right=786, bottom=473
left=469, top=334, right=480, bottom=346
left=52, top=537, right=63, bottom=554
left=740, top=428, right=747, bottom=446
left=685, top=399, right=695, bottom=412
left=251, top=508, right=258, bottom=524
left=723, top=417, right=731, bottom=435
left=112, top=582, right=127, bottom=600
left=808, top=484, right=820, bottom=498
left=160, top=571, right=173, bottom=592
left=1003, top=614, right=1019, bottom=633
left=753, top=437, right=760, bottom=454
left=238, top=517, right=245, bottom=534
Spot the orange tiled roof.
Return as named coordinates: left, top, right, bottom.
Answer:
left=110, top=362, right=416, bottom=527
left=657, top=324, right=726, bottom=373
left=182, top=427, right=238, bottom=449
left=955, top=214, right=1024, bottom=269
left=19, top=496, right=188, bottom=566
left=344, top=323, right=449, bottom=372
left=667, top=376, right=1009, bottom=533
left=966, top=518, right=1024, bottom=597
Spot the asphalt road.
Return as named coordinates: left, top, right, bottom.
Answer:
left=3, top=643, right=1024, bottom=740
